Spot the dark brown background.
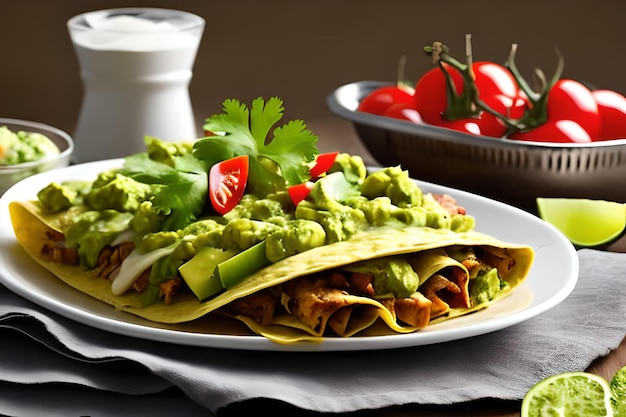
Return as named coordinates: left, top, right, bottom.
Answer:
left=1, top=0, right=624, bottom=162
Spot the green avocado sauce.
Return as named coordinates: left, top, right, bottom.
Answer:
left=138, top=219, right=226, bottom=305
left=448, top=247, right=509, bottom=305
left=469, top=268, right=507, bottom=305
left=0, top=126, right=60, bottom=165
left=65, top=210, right=134, bottom=268
left=344, top=256, right=420, bottom=299
left=36, top=146, right=476, bottom=304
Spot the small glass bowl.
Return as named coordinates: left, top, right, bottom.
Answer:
left=0, top=118, right=74, bottom=195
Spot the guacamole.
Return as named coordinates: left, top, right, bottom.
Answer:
left=344, top=256, right=420, bottom=299
left=0, top=125, right=59, bottom=165
left=34, top=143, right=476, bottom=304
left=470, top=268, right=508, bottom=304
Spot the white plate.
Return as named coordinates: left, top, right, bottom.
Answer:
left=0, top=159, right=579, bottom=352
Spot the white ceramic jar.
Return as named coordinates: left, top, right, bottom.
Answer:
left=67, top=8, right=205, bottom=162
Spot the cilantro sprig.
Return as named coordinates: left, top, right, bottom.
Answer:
left=194, top=97, right=319, bottom=196
left=120, top=148, right=209, bottom=231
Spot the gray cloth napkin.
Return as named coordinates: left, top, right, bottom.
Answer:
left=1, top=249, right=625, bottom=415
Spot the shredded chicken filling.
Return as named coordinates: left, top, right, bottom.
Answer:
left=40, top=235, right=183, bottom=304
left=42, top=233, right=506, bottom=335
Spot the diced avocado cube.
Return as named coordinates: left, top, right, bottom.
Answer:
left=215, top=241, right=270, bottom=289
left=179, top=247, right=236, bottom=300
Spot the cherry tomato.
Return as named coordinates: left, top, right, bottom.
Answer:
left=437, top=119, right=482, bottom=136
left=508, top=119, right=592, bottom=143
left=472, top=61, right=520, bottom=98
left=591, top=89, right=626, bottom=140
left=547, top=79, right=601, bottom=139
left=209, top=155, right=249, bottom=215
left=473, top=94, right=527, bottom=137
left=309, top=152, right=339, bottom=179
left=358, top=85, right=415, bottom=115
left=413, top=61, right=521, bottom=136
left=383, top=103, right=423, bottom=123
left=413, top=63, right=463, bottom=125
left=287, top=181, right=314, bottom=206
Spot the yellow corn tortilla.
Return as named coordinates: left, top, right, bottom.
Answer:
left=9, top=200, right=535, bottom=342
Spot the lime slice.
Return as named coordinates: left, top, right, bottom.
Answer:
left=611, top=366, right=626, bottom=416
left=521, top=371, right=613, bottom=417
left=536, top=198, right=626, bottom=247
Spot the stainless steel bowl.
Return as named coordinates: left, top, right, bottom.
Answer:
left=327, top=81, right=626, bottom=212
left=0, top=118, right=74, bottom=195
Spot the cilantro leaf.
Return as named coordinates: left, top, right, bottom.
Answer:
left=195, top=97, right=319, bottom=196
left=120, top=152, right=209, bottom=231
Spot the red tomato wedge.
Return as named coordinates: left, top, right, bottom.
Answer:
left=309, top=152, right=339, bottom=179
left=209, top=155, right=249, bottom=215
left=288, top=181, right=314, bottom=206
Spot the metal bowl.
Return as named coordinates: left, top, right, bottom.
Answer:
left=327, top=81, right=626, bottom=212
left=0, top=118, right=74, bottom=195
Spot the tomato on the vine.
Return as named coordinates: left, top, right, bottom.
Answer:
left=547, top=79, right=601, bottom=139
left=358, top=85, right=415, bottom=116
left=209, top=155, right=249, bottom=215
left=413, top=63, right=463, bottom=125
left=413, top=61, right=522, bottom=136
left=472, top=61, right=520, bottom=98
left=476, top=94, right=527, bottom=137
left=591, top=89, right=626, bottom=140
left=508, top=119, right=592, bottom=143
left=356, top=40, right=623, bottom=144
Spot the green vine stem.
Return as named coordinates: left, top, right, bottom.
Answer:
left=423, top=34, right=565, bottom=136
left=504, top=44, right=564, bottom=133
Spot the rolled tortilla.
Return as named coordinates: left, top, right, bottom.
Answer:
left=9, top=200, right=534, bottom=342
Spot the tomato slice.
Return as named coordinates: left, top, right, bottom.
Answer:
left=309, top=152, right=339, bottom=179
left=287, top=181, right=314, bottom=206
left=209, top=155, right=249, bottom=215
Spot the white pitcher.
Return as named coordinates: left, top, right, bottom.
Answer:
left=67, top=8, right=205, bottom=162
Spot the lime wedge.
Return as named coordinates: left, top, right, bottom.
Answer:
left=521, top=371, right=613, bottom=417
left=536, top=198, right=626, bottom=247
